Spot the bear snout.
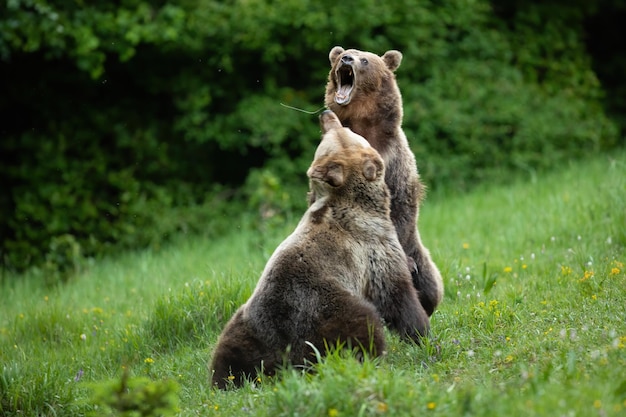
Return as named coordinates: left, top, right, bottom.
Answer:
left=341, top=54, right=354, bottom=64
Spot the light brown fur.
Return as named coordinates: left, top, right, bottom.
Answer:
left=324, top=46, right=444, bottom=316
left=209, top=111, right=428, bottom=389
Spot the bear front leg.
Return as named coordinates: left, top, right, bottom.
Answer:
left=369, top=277, right=430, bottom=343
left=389, top=183, right=443, bottom=317
left=408, top=231, right=444, bottom=317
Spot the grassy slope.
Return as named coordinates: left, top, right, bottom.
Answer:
left=1, top=151, right=625, bottom=416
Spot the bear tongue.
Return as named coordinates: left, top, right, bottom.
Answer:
left=335, top=84, right=353, bottom=105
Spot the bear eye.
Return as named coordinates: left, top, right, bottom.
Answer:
left=361, top=58, right=368, bottom=65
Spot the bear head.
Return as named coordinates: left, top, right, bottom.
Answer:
left=326, top=46, right=402, bottom=107
left=307, top=110, right=384, bottom=197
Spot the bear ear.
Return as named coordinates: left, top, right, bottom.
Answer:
left=309, top=162, right=344, bottom=187
left=325, top=163, right=344, bottom=187
left=382, top=50, right=403, bottom=72
left=362, top=156, right=384, bottom=181
left=329, top=46, right=345, bottom=65
left=319, top=110, right=343, bottom=134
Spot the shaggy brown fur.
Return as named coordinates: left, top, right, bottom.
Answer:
left=324, top=46, right=444, bottom=316
left=209, top=111, right=428, bottom=389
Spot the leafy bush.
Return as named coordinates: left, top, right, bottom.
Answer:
left=0, top=0, right=622, bottom=273
left=89, top=372, right=180, bottom=417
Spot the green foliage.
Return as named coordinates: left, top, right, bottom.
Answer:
left=399, top=0, right=618, bottom=188
left=585, top=1, right=626, bottom=132
left=41, top=234, right=84, bottom=286
left=0, top=0, right=188, bottom=78
left=0, top=0, right=624, bottom=274
left=270, top=352, right=405, bottom=416
left=89, top=372, right=180, bottom=417
left=0, top=358, right=84, bottom=416
left=143, top=279, right=250, bottom=353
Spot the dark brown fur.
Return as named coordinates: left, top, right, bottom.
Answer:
left=324, top=46, right=444, bottom=316
left=209, top=111, right=428, bottom=389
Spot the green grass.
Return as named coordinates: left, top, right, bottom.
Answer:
left=1, top=151, right=625, bottom=416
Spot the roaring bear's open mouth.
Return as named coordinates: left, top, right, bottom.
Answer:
left=334, top=63, right=355, bottom=105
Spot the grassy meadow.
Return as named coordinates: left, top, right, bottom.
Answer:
left=1, top=150, right=625, bottom=416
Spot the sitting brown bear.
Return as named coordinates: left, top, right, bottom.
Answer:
left=209, top=110, right=428, bottom=389
left=324, top=46, right=444, bottom=316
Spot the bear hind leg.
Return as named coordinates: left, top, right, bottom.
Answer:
left=209, top=317, right=278, bottom=389
left=313, top=298, right=386, bottom=361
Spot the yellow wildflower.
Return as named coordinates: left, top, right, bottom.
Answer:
left=328, top=409, right=339, bottom=417
left=610, top=267, right=620, bottom=275
left=503, top=266, right=513, bottom=273
left=462, top=243, right=470, bottom=249
left=376, top=402, right=388, bottom=413
left=144, top=357, right=154, bottom=364
left=579, top=270, right=594, bottom=282
left=427, top=402, right=436, bottom=410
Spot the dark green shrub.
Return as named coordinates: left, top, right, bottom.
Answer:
left=89, top=372, right=180, bottom=417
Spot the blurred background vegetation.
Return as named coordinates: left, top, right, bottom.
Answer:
left=1, top=0, right=624, bottom=276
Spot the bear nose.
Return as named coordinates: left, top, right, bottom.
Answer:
left=341, top=55, right=354, bottom=64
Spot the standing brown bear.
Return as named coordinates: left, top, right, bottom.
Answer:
left=209, top=110, right=428, bottom=389
left=324, top=46, right=444, bottom=316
